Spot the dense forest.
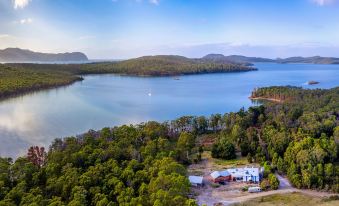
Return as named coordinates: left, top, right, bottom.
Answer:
left=0, top=86, right=338, bottom=205
left=0, top=56, right=255, bottom=99
left=79, top=55, right=255, bottom=76
left=250, top=86, right=309, bottom=102
left=0, top=64, right=82, bottom=100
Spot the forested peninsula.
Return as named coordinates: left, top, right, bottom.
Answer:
left=0, top=86, right=338, bottom=205
left=250, top=86, right=306, bottom=102
left=0, top=64, right=85, bottom=100
left=0, top=55, right=255, bottom=100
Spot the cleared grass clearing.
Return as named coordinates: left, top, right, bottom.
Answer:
left=213, top=155, right=249, bottom=167
left=203, top=151, right=253, bottom=168
left=233, top=192, right=339, bottom=206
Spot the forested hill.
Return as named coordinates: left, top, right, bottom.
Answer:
left=80, top=55, right=256, bottom=76
left=202, top=54, right=274, bottom=65
left=276, top=56, right=339, bottom=64
left=0, top=48, right=88, bottom=63
left=0, top=86, right=338, bottom=205
left=202, top=54, right=339, bottom=65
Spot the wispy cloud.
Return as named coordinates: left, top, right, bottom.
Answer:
left=132, top=0, right=160, bottom=5
left=149, top=0, right=159, bottom=5
left=0, top=34, right=11, bottom=38
left=13, top=0, right=31, bottom=9
left=79, top=35, right=96, bottom=40
left=312, top=0, right=335, bottom=6
left=19, top=18, right=33, bottom=24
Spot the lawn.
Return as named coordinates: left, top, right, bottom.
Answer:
left=233, top=192, right=339, bottom=206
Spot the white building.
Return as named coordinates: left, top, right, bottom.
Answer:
left=227, top=167, right=263, bottom=183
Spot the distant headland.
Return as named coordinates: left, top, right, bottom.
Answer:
left=0, top=48, right=88, bottom=63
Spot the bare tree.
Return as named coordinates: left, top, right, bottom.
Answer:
left=27, top=146, right=46, bottom=167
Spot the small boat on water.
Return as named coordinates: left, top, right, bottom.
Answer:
left=173, top=77, right=180, bottom=80
left=307, top=80, right=319, bottom=85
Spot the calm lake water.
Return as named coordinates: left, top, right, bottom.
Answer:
left=1, top=63, right=338, bottom=158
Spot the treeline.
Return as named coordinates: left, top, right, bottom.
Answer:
left=0, top=122, right=201, bottom=205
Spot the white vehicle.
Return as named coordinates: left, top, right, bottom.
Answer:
left=248, top=186, right=262, bottom=193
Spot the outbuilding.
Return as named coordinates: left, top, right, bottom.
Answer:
left=189, top=176, right=204, bottom=187
left=210, top=170, right=232, bottom=183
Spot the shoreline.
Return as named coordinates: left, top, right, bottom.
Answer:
left=0, top=77, right=83, bottom=102
left=249, top=96, right=283, bottom=103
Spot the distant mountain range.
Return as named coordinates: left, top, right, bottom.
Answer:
left=275, top=56, right=339, bottom=64
left=1, top=48, right=339, bottom=65
left=0, top=48, right=88, bottom=62
left=201, top=54, right=274, bottom=65
left=201, top=54, right=339, bottom=65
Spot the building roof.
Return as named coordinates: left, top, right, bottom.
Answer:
left=189, top=176, right=203, bottom=184
left=219, top=170, right=230, bottom=177
left=227, top=167, right=260, bottom=178
left=210, top=171, right=221, bottom=179
left=244, top=167, right=259, bottom=177
left=227, top=168, right=244, bottom=177
left=210, top=170, right=230, bottom=179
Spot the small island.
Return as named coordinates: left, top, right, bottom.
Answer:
left=307, top=80, right=320, bottom=85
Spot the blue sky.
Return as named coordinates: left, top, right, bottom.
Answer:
left=1, top=0, right=339, bottom=59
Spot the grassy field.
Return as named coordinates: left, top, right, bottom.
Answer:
left=203, top=151, right=250, bottom=168
left=233, top=192, right=339, bottom=206
left=213, top=154, right=249, bottom=167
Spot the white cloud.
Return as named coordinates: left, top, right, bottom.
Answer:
left=0, top=34, right=11, bottom=38
left=114, top=0, right=158, bottom=5
left=19, top=18, right=33, bottom=24
left=312, top=0, right=335, bottom=6
left=13, top=0, right=31, bottom=9
left=149, top=0, right=159, bottom=5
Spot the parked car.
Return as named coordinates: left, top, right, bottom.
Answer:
left=248, top=186, right=262, bottom=193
